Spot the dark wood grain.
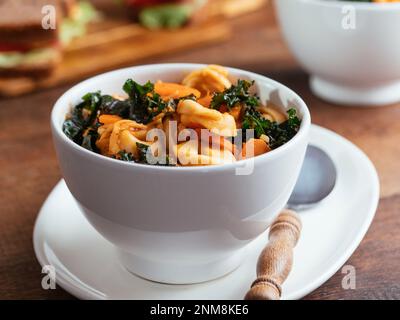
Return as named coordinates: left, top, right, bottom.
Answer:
left=0, top=2, right=399, bottom=300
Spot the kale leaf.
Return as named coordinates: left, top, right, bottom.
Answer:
left=63, top=77, right=302, bottom=162
left=99, top=95, right=131, bottom=118
left=212, top=80, right=302, bottom=148
left=242, top=107, right=301, bottom=149
left=123, top=79, right=167, bottom=124
left=63, top=118, right=83, bottom=143
left=136, top=143, right=174, bottom=166
left=81, top=91, right=102, bottom=112
left=115, top=145, right=174, bottom=166
left=81, top=127, right=99, bottom=152
left=242, top=107, right=270, bottom=139
left=63, top=91, right=102, bottom=144
left=287, top=108, right=301, bottom=128
left=63, top=79, right=171, bottom=149
left=117, top=150, right=135, bottom=162
left=211, top=79, right=259, bottom=110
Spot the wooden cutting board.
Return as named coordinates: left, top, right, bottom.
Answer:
left=0, top=0, right=267, bottom=97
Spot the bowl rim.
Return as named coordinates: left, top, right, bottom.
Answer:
left=51, top=63, right=311, bottom=173
left=295, top=0, right=400, bottom=10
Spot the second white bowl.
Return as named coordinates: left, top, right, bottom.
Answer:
left=276, top=0, right=400, bottom=106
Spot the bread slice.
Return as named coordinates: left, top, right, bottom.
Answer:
left=0, top=0, right=62, bottom=45
left=0, top=47, right=62, bottom=78
left=0, top=0, right=96, bottom=78
left=0, top=0, right=66, bottom=77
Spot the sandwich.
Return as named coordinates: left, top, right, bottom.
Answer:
left=59, top=0, right=99, bottom=46
left=125, top=0, right=208, bottom=29
left=0, top=0, right=98, bottom=77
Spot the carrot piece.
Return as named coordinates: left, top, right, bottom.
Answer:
left=242, top=139, right=270, bottom=159
left=155, top=82, right=201, bottom=100
left=229, top=105, right=242, bottom=121
left=98, top=114, right=122, bottom=124
left=197, top=92, right=213, bottom=107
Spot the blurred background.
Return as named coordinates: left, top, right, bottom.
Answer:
left=0, top=0, right=399, bottom=300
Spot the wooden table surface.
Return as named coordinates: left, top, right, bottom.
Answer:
left=1, top=2, right=399, bottom=300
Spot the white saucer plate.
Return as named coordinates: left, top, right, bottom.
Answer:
left=33, top=125, right=379, bottom=300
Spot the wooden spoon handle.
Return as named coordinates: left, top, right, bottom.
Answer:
left=244, top=209, right=302, bottom=300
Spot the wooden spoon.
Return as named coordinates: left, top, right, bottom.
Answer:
left=244, top=209, right=302, bottom=300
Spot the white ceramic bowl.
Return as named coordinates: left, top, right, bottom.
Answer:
left=51, top=63, right=310, bottom=284
left=275, top=0, right=400, bottom=106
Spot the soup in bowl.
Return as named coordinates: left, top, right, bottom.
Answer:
left=51, top=64, right=311, bottom=284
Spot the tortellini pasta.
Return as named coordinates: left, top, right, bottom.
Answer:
left=176, top=140, right=236, bottom=166
left=96, top=124, right=114, bottom=155
left=182, top=65, right=232, bottom=95
left=178, top=99, right=237, bottom=137
left=64, top=65, right=300, bottom=167
left=97, top=120, right=149, bottom=156
left=117, top=130, right=149, bottom=157
left=259, top=106, right=287, bottom=124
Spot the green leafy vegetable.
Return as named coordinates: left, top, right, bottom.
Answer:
left=81, top=127, right=99, bottom=152
left=63, top=117, right=83, bottom=143
left=211, top=80, right=301, bottom=149
left=242, top=107, right=301, bottom=149
left=63, top=76, right=302, bottom=165
left=63, top=103, right=85, bottom=143
left=123, top=79, right=153, bottom=97
left=211, top=80, right=259, bottom=110
left=63, top=80, right=171, bottom=151
left=98, top=95, right=131, bottom=118
left=123, top=79, right=168, bottom=124
left=60, top=1, right=99, bottom=45
left=242, top=107, right=270, bottom=139
left=63, top=91, right=102, bottom=144
left=81, top=91, right=103, bottom=126
left=136, top=143, right=174, bottom=166
left=287, top=108, right=301, bottom=128
left=117, top=150, right=135, bottom=162
left=139, top=4, right=191, bottom=30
